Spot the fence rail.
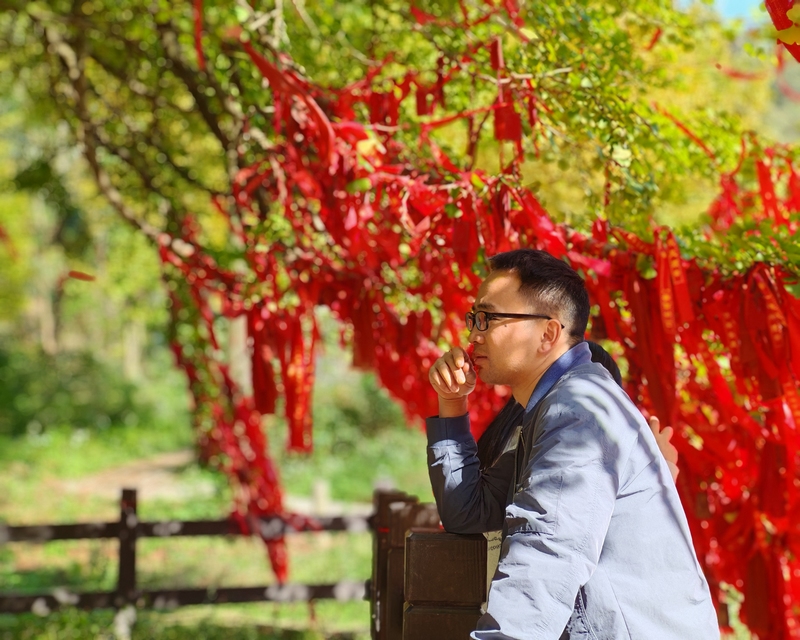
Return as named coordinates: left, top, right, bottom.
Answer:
left=0, top=488, right=371, bottom=615
left=1, top=515, right=373, bottom=543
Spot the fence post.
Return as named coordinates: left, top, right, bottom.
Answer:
left=371, top=491, right=415, bottom=640
left=116, top=488, right=138, bottom=607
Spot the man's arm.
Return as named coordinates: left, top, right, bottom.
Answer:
left=427, top=414, right=513, bottom=533
left=427, top=346, right=510, bottom=533
left=473, top=398, right=627, bottom=639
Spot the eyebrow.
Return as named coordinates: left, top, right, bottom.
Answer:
left=473, top=301, right=497, bottom=311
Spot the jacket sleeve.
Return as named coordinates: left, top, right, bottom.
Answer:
left=426, top=414, right=513, bottom=534
left=472, top=397, right=626, bottom=640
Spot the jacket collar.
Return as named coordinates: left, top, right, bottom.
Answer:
left=524, top=341, right=592, bottom=415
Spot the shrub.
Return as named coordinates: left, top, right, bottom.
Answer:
left=0, top=340, right=156, bottom=438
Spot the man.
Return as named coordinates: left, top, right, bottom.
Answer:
left=426, top=249, right=718, bottom=639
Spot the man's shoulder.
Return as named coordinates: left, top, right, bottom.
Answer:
left=533, top=362, right=643, bottom=431
left=550, top=362, right=626, bottom=403
left=560, top=361, right=617, bottom=383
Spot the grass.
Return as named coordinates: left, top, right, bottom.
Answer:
left=0, top=607, right=368, bottom=639
left=269, top=420, right=431, bottom=505
left=0, top=424, right=204, bottom=526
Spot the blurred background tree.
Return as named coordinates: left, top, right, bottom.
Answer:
left=0, top=94, right=187, bottom=438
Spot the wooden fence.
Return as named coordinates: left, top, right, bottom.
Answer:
left=0, top=488, right=370, bottom=615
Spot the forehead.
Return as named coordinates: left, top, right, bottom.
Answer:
left=474, top=270, right=528, bottom=310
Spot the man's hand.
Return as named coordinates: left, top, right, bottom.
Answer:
left=429, top=347, right=477, bottom=398
left=429, top=347, right=477, bottom=417
left=649, top=416, right=680, bottom=482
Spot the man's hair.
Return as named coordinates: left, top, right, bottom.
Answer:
left=487, top=249, right=590, bottom=346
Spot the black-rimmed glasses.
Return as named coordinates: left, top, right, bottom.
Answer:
left=465, top=310, right=564, bottom=332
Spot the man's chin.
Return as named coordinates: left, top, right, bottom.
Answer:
left=478, top=371, right=513, bottom=388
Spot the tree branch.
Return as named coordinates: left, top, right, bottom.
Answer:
left=152, top=16, right=233, bottom=152
left=35, top=14, right=194, bottom=259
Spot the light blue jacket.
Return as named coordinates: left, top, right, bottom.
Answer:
left=426, top=342, right=719, bottom=639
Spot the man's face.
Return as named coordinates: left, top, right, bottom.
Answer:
left=469, top=270, right=546, bottom=388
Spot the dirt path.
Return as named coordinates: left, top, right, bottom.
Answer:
left=57, top=449, right=372, bottom=516
left=58, top=449, right=214, bottom=502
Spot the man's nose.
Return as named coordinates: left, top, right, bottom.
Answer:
left=468, top=326, right=484, bottom=343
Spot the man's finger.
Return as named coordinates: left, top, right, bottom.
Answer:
left=431, top=369, right=455, bottom=395
left=428, top=348, right=475, bottom=397
left=435, top=361, right=456, bottom=391
left=429, top=369, right=442, bottom=388
left=438, top=361, right=461, bottom=393
left=453, top=348, right=467, bottom=369
left=446, top=351, right=469, bottom=387
left=661, top=426, right=675, bottom=442
left=463, top=361, right=477, bottom=383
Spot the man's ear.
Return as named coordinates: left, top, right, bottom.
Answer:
left=539, top=319, right=562, bottom=352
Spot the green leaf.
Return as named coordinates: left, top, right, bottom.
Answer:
left=445, top=203, right=462, bottom=218
left=611, top=145, right=632, bottom=168
left=346, top=178, right=372, bottom=193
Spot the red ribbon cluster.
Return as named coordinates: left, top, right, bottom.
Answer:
left=709, top=141, right=800, bottom=232
left=164, top=8, right=800, bottom=635
left=766, top=0, right=800, bottom=63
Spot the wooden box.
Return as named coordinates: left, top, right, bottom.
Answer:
left=404, top=530, right=487, bottom=606
left=403, top=604, right=483, bottom=639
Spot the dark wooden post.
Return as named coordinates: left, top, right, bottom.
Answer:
left=371, top=491, right=416, bottom=640
left=116, top=488, right=138, bottom=607
left=370, top=491, right=440, bottom=640
left=403, top=530, right=487, bottom=639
